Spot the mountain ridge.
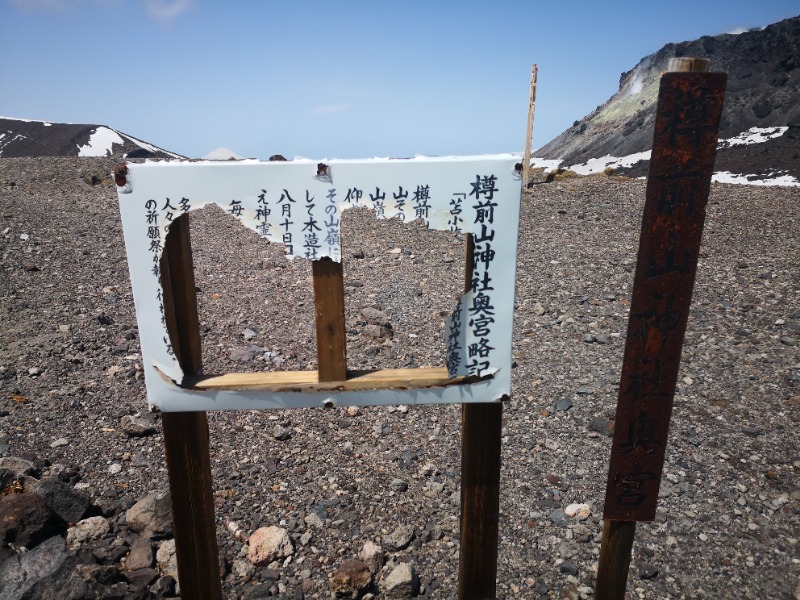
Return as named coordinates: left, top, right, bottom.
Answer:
left=0, top=117, right=183, bottom=159
left=535, top=15, right=800, bottom=184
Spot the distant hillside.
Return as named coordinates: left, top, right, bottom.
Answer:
left=0, top=117, right=183, bottom=159
left=535, top=15, right=800, bottom=184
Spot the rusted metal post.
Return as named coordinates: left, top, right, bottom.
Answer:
left=458, top=233, right=503, bottom=600
left=595, top=58, right=726, bottom=600
left=522, top=64, right=539, bottom=187
left=160, top=214, right=223, bottom=600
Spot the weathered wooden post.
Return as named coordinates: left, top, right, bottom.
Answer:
left=312, top=256, right=348, bottom=381
left=522, top=64, right=539, bottom=187
left=595, top=57, right=726, bottom=599
left=458, top=233, right=503, bottom=600
left=160, top=214, right=223, bottom=600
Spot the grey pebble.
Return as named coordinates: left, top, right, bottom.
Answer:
left=559, top=560, right=579, bottom=576
left=555, top=397, right=573, bottom=412
left=390, top=478, right=408, bottom=492
left=639, top=562, right=659, bottom=579
left=272, top=425, right=292, bottom=441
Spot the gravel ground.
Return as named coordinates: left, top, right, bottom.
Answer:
left=0, top=157, right=798, bottom=599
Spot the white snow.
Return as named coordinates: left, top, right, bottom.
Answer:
left=77, top=126, right=125, bottom=157
left=529, top=123, right=794, bottom=185
left=529, top=156, right=562, bottom=172
left=1, top=115, right=63, bottom=124
left=718, top=126, right=788, bottom=148
left=0, top=133, right=27, bottom=157
left=204, top=147, right=244, bottom=160
left=568, top=150, right=652, bottom=175
left=713, top=171, right=799, bottom=187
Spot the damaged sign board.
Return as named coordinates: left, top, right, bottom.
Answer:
left=116, top=156, right=521, bottom=412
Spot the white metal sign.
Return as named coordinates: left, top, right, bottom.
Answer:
left=117, top=156, right=521, bottom=411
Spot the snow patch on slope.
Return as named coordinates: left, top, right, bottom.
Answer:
left=78, top=127, right=125, bottom=157
left=529, top=125, right=796, bottom=185
left=569, top=151, right=652, bottom=175
left=717, top=126, right=788, bottom=148
left=713, top=171, right=799, bottom=186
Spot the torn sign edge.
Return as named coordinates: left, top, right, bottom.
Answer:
left=115, top=155, right=521, bottom=412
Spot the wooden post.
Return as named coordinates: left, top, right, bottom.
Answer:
left=596, top=520, right=637, bottom=600
left=458, top=233, right=503, bottom=600
left=312, top=257, right=347, bottom=382
left=595, top=57, right=725, bottom=600
left=522, top=64, right=539, bottom=187
left=160, top=214, right=223, bottom=600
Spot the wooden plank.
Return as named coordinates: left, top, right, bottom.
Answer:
left=522, top=64, right=539, bottom=187
left=159, top=213, right=222, bottom=600
left=458, top=232, right=503, bottom=599
left=183, top=367, right=481, bottom=392
left=312, top=257, right=347, bottom=382
left=603, top=62, right=725, bottom=522
left=595, top=58, right=725, bottom=600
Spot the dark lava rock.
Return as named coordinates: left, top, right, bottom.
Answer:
left=0, top=490, right=63, bottom=547
left=639, top=562, right=659, bottom=579
left=0, top=535, right=88, bottom=600
left=32, top=477, right=92, bottom=524
left=559, top=560, right=579, bottom=576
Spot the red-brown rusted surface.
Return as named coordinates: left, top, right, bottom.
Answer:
left=603, top=72, right=727, bottom=521
left=113, top=163, right=128, bottom=187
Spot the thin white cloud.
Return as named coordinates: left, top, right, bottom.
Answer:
left=144, top=0, right=193, bottom=25
left=10, top=0, right=190, bottom=23
left=11, top=0, right=77, bottom=10
left=310, top=103, right=357, bottom=116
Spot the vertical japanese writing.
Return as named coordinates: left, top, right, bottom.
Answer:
left=228, top=199, right=243, bottom=218
left=449, top=193, right=466, bottom=232
left=323, top=188, right=340, bottom=261
left=302, top=191, right=321, bottom=259
left=256, top=189, right=271, bottom=237
left=412, top=184, right=430, bottom=225
left=146, top=199, right=161, bottom=278
left=603, top=72, right=727, bottom=522
left=277, top=189, right=295, bottom=255
left=370, top=187, right=386, bottom=219
left=466, top=174, right=499, bottom=377
left=162, top=198, right=178, bottom=223
left=393, top=186, right=408, bottom=221
left=145, top=198, right=172, bottom=357
left=344, top=187, right=363, bottom=205
left=446, top=303, right=463, bottom=378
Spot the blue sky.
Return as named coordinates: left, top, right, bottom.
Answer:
left=1, top=1, right=797, bottom=159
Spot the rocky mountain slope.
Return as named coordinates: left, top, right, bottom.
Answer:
left=535, top=15, right=800, bottom=183
left=0, top=117, right=182, bottom=160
